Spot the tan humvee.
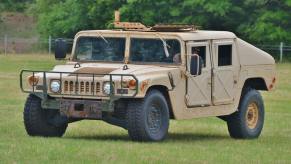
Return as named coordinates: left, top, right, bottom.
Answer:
left=21, top=13, right=276, bottom=141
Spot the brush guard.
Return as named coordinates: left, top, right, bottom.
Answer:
left=20, top=70, right=139, bottom=100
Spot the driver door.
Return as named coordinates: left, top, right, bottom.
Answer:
left=186, top=42, right=212, bottom=107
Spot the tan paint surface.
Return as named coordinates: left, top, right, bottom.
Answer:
left=74, top=67, right=117, bottom=74
left=35, top=30, right=275, bottom=120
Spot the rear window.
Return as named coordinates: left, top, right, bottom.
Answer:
left=218, top=45, right=232, bottom=66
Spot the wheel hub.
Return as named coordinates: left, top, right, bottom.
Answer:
left=246, top=102, right=259, bottom=129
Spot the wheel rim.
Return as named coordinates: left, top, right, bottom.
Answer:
left=147, top=103, right=162, bottom=134
left=246, top=102, right=259, bottom=129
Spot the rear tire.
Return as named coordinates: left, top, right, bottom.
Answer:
left=227, top=89, right=264, bottom=139
left=23, top=94, right=67, bottom=137
left=127, top=90, right=169, bottom=142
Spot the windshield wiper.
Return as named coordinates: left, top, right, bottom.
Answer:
left=97, top=31, right=109, bottom=45
left=155, top=33, right=171, bottom=57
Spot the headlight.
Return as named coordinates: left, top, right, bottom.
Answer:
left=50, top=80, right=60, bottom=93
left=103, top=82, right=113, bottom=95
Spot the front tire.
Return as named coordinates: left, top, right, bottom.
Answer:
left=127, top=90, right=170, bottom=142
left=227, top=89, right=265, bottom=139
left=23, top=94, right=67, bottom=137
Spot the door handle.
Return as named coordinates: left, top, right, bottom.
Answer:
left=233, top=75, right=238, bottom=84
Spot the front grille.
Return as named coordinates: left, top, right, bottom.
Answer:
left=63, top=80, right=102, bottom=95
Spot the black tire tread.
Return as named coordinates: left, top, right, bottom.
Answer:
left=127, top=90, right=169, bottom=141
left=127, top=99, right=146, bottom=141
left=23, top=94, right=67, bottom=137
left=227, top=88, right=264, bottom=139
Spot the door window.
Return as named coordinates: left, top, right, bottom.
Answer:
left=218, top=45, right=232, bottom=66
left=191, top=46, right=206, bottom=67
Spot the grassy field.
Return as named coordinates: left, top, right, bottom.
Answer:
left=0, top=54, right=290, bottom=163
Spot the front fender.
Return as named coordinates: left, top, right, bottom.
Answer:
left=135, top=70, right=181, bottom=97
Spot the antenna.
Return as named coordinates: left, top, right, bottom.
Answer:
left=114, top=10, right=120, bottom=22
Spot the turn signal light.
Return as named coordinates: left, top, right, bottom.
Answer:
left=28, top=75, right=39, bottom=86
left=128, top=79, right=136, bottom=89
left=272, top=77, right=276, bottom=84
left=140, top=80, right=149, bottom=92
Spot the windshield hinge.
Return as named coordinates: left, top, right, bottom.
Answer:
left=123, top=65, right=129, bottom=70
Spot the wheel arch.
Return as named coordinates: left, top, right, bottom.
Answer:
left=146, top=85, right=174, bottom=119
left=242, top=77, right=268, bottom=91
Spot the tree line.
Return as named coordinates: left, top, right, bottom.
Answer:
left=0, top=0, right=33, bottom=12
left=2, top=0, right=291, bottom=45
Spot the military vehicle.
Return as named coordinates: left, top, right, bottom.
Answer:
left=20, top=12, right=276, bottom=141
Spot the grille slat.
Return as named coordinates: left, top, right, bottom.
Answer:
left=85, top=82, right=89, bottom=92
left=91, top=82, right=94, bottom=94
left=64, top=81, right=68, bottom=92
left=96, top=82, right=100, bottom=93
left=80, top=82, right=84, bottom=92
left=69, top=81, right=74, bottom=92
left=75, top=82, right=79, bottom=92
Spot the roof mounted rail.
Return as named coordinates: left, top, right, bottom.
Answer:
left=151, top=24, right=197, bottom=32
left=113, top=11, right=197, bottom=32
left=113, top=11, right=150, bottom=31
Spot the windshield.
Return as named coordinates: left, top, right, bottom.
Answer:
left=74, top=37, right=126, bottom=61
left=130, top=38, right=181, bottom=64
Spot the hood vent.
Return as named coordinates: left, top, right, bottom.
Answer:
left=73, top=67, right=117, bottom=75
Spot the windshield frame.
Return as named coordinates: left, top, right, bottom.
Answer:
left=71, top=32, right=185, bottom=66
left=72, top=35, right=127, bottom=64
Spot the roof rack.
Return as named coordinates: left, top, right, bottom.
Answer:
left=151, top=24, right=197, bottom=32
left=113, top=11, right=150, bottom=31
left=114, top=22, right=150, bottom=31
left=113, top=11, right=197, bottom=32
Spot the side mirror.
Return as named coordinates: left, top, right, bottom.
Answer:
left=190, top=55, right=203, bottom=76
left=55, top=38, right=67, bottom=60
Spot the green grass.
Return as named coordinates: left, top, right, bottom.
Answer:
left=0, top=54, right=290, bottom=163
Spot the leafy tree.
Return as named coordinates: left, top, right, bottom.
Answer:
left=0, top=0, right=33, bottom=12
left=34, top=0, right=125, bottom=38
left=238, top=0, right=291, bottom=43
left=121, top=0, right=291, bottom=44
left=30, top=0, right=291, bottom=45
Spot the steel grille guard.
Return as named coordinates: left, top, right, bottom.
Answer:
left=20, top=70, right=138, bottom=99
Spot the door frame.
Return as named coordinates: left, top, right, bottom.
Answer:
left=211, top=39, right=237, bottom=105
left=185, top=41, right=212, bottom=107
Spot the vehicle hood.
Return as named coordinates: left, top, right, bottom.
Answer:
left=52, top=63, right=179, bottom=77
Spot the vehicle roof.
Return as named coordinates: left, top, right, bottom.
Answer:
left=76, top=30, right=237, bottom=41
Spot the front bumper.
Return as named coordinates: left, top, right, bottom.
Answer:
left=60, top=99, right=106, bottom=119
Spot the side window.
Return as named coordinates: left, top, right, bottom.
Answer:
left=218, top=45, right=232, bottom=66
left=192, top=46, right=206, bottom=67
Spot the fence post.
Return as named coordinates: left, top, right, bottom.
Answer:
left=4, top=35, right=7, bottom=55
left=49, top=36, right=52, bottom=54
left=280, top=42, right=283, bottom=63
